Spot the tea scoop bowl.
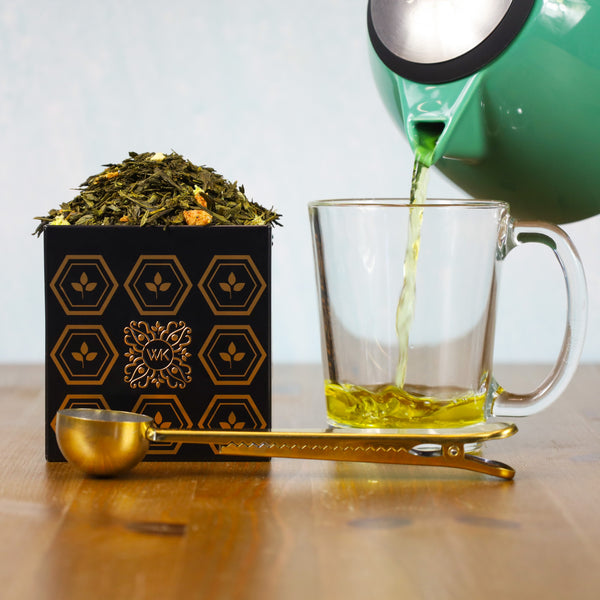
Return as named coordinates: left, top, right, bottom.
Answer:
left=56, top=409, right=153, bottom=476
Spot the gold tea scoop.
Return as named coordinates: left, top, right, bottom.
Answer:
left=55, top=408, right=518, bottom=479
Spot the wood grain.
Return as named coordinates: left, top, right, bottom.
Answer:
left=1, top=364, right=600, bottom=600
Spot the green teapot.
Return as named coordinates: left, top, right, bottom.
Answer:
left=368, top=0, right=600, bottom=223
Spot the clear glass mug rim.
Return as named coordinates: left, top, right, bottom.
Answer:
left=309, top=198, right=510, bottom=210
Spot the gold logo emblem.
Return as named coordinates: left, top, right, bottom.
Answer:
left=124, top=321, right=192, bottom=389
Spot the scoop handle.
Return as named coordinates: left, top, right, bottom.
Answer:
left=149, top=423, right=517, bottom=479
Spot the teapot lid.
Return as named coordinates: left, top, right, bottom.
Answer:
left=368, top=0, right=535, bottom=84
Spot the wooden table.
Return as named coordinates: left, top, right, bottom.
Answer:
left=1, top=364, right=599, bottom=600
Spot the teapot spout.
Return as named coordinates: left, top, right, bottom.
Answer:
left=409, top=121, right=445, bottom=167
left=399, top=74, right=487, bottom=166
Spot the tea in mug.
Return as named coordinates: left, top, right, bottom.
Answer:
left=325, top=381, right=487, bottom=429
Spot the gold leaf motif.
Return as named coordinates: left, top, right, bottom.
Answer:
left=218, top=341, right=246, bottom=368
left=219, top=272, right=245, bottom=299
left=146, top=272, right=171, bottom=298
left=219, top=411, right=246, bottom=430
left=71, top=341, right=97, bottom=368
left=71, top=272, right=97, bottom=298
left=154, top=411, right=171, bottom=429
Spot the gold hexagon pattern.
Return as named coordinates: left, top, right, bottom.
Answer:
left=198, top=394, right=267, bottom=429
left=124, top=255, right=192, bottom=315
left=50, top=394, right=111, bottom=433
left=50, top=255, right=118, bottom=315
left=198, top=255, right=266, bottom=316
left=198, top=394, right=267, bottom=454
left=50, top=325, right=118, bottom=385
left=132, top=395, right=193, bottom=455
left=198, top=325, right=266, bottom=386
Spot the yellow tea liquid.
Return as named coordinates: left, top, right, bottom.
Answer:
left=325, top=381, right=487, bottom=429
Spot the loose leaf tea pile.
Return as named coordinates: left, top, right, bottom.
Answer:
left=34, top=151, right=280, bottom=235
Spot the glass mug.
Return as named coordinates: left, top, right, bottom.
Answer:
left=309, top=199, right=587, bottom=429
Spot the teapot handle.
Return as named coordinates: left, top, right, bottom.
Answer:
left=492, top=221, right=587, bottom=417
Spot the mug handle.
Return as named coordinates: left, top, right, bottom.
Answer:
left=492, top=221, right=588, bottom=417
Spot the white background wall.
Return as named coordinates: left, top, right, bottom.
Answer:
left=1, top=0, right=598, bottom=365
